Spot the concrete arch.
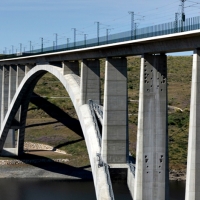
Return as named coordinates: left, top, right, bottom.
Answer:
left=0, top=64, right=112, bottom=200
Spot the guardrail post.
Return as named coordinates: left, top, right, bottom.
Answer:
left=80, top=59, right=100, bottom=105
left=101, top=57, right=128, bottom=164
left=185, top=49, right=200, bottom=200
left=134, top=53, right=169, bottom=200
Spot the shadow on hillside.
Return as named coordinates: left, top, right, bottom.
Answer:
left=12, top=153, right=92, bottom=179
left=26, top=121, right=59, bottom=128
left=54, top=138, right=84, bottom=149
left=28, top=93, right=83, bottom=138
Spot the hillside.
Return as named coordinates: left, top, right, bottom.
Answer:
left=25, top=55, right=192, bottom=171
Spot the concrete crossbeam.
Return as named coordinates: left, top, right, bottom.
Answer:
left=80, top=59, right=100, bottom=105
left=185, top=49, right=200, bottom=200
left=134, top=54, right=169, bottom=200
left=101, top=57, right=128, bottom=164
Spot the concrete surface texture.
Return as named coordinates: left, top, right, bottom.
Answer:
left=101, top=57, right=128, bottom=164
left=134, top=54, right=168, bottom=200
left=185, top=49, right=200, bottom=200
left=80, top=59, right=100, bottom=105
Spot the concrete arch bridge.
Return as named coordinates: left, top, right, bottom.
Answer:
left=1, top=29, right=200, bottom=200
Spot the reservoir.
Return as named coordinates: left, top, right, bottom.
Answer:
left=0, top=179, right=185, bottom=200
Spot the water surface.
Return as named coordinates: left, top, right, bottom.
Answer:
left=0, top=179, right=185, bottom=200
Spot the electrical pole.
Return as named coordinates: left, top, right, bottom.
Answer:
left=41, top=37, right=43, bottom=52
left=67, top=38, right=70, bottom=48
left=129, top=11, right=134, bottom=40
left=106, top=29, right=109, bottom=44
left=174, top=13, right=179, bottom=33
left=95, top=22, right=100, bottom=45
left=19, top=43, right=22, bottom=54
left=29, top=41, right=32, bottom=53
left=53, top=41, right=55, bottom=50
left=106, top=28, right=113, bottom=44
left=84, top=34, right=87, bottom=47
left=54, top=33, right=58, bottom=50
left=12, top=45, right=14, bottom=54
left=134, top=23, right=138, bottom=39
left=72, top=28, right=76, bottom=48
left=181, top=0, right=186, bottom=32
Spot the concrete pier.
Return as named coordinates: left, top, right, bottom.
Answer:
left=1, top=65, right=16, bottom=149
left=1, top=66, right=9, bottom=123
left=25, top=64, right=34, bottom=75
left=8, top=65, right=17, bottom=106
left=62, top=61, right=79, bottom=75
left=101, top=57, right=128, bottom=164
left=80, top=59, right=100, bottom=105
left=0, top=66, right=2, bottom=130
left=134, top=54, right=169, bottom=200
left=185, top=49, right=200, bottom=200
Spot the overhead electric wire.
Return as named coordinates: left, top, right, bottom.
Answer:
left=5, top=0, right=200, bottom=53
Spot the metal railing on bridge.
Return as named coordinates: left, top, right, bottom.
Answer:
left=1, top=15, right=200, bottom=59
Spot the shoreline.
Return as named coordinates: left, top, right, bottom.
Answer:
left=0, top=158, right=186, bottom=181
left=0, top=143, right=186, bottom=181
left=0, top=161, right=93, bottom=180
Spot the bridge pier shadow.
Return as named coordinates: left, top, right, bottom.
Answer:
left=28, top=92, right=83, bottom=138
left=5, top=152, right=93, bottom=180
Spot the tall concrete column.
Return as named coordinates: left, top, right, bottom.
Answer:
left=8, top=65, right=17, bottom=106
left=0, top=66, right=3, bottom=130
left=80, top=59, right=100, bottom=105
left=25, top=64, right=34, bottom=74
left=1, top=66, right=9, bottom=124
left=17, top=65, right=25, bottom=88
left=15, top=65, right=25, bottom=123
left=62, top=61, right=79, bottom=75
left=101, top=57, right=128, bottom=164
left=4, top=129, right=15, bottom=148
left=1, top=65, right=15, bottom=148
left=185, top=49, right=200, bottom=200
left=7, top=65, right=17, bottom=148
left=134, top=54, right=169, bottom=200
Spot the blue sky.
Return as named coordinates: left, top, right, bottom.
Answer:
left=0, top=0, right=200, bottom=54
